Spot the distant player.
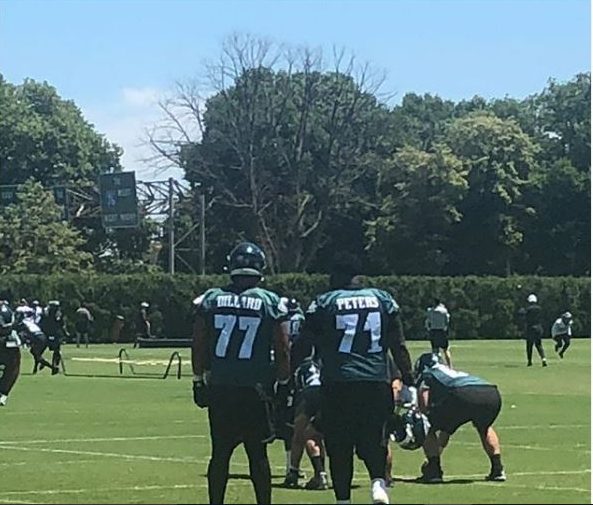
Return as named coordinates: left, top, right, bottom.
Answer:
left=414, top=353, right=506, bottom=483
left=75, top=302, right=93, bottom=348
left=298, top=255, right=415, bottom=505
left=40, top=300, right=67, bottom=373
left=518, top=294, right=547, bottom=367
left=425, top=298, right=452, bottom=367
left=0, top=301, right=21, bottom=406
left=191, top=242, right=291, bottom=505
left=15, top=304, right=55, bottom=374
left=551, top=311, right=573, bottom=359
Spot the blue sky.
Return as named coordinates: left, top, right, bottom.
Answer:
left=1, top=0, right=590, bottom=179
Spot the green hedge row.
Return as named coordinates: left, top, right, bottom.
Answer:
left=1, top=274, right=589, bottom=342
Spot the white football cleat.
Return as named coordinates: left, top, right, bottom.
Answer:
left=0, top=394, right=8, bottom=406
left=371, top=478, right=389, bottom=504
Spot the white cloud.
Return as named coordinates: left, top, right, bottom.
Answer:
left=121, top=86, right=160, bottom=108
left=80, top=86, right=185, bottom=182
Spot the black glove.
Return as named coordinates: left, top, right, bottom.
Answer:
left=193, top=376, right=210, bottom=408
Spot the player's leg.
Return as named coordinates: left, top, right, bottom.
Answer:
left=206, top=386, right=239, bottom=504
left=0, top=348, right=21, bottom=406
left=420, top=427, right=445, bottom=483
left=50, top=337, right=62, bottom=374
left=559, top=336, right=571, bottom=358
left=303, top=429, right=328, bottom=490
left=285, top=411, right=309, bottom=487
left=553, top=336, right=562, bottom=353
left=385, top=443, right=393, bottom=487
left=441, top=335, right=452, bottom=368
left=471, top=385, right=505, bottom=481
left=244, top=438, right=272, bottom=504
left=243, top=387, right=274, bottom=505
left=525, top=338, right=534, bottom=366
left=322, top=383, right=356, bottom=503
left=356, top=383, right=392, bottom=504
left=534, top=337, right=547, bottom=366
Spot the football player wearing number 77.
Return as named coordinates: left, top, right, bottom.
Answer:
left=191, top=242, right=291, bottom=505
left=296, top=254, right=415, bottom=505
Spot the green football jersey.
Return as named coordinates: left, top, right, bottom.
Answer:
left=420, top=365, right=492, bottom=390
left=306, top=287, right=399, bottom=383
left=195, top=286, right=288, bottom=386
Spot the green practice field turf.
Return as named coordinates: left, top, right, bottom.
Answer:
left=0, top=340, right=590, bottom=504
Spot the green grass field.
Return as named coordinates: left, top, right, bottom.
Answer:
left=0, top=340, right=590, bottom=504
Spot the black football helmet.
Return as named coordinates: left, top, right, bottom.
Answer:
left=413, top=352, right=442, bottom=382
left=389, top=407, right=431, bottom=451
left=226, top=242, right=266, bottom=277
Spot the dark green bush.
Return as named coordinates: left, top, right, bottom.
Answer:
left=0, top=274, right=588, bottom=342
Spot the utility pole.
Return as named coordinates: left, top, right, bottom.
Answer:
left=168, top=177, right=175, bottom=275
left=199, top=191, right=206, bottom=275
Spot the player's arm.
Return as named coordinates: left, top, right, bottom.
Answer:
left=273, top=320, right=291, bottom=383
left=191, top=296, right=211, bottom=408
left=386, top=312, right=414, bottom=386
left=192, top=313, right=210, bottom=377
left=418, top=386, right=430, bottom=414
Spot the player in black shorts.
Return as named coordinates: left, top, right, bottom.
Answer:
left=191, top=242, right=291, bottom=504
left=282, top=357, right=328, bottom=490
left=298, top=256, right=415, bottom=504
left=0, top=301, right=21, bottom=406
left=414, top=353, right=506, bottom=484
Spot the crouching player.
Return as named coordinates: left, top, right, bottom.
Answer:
left=414, top=353, right=506, bottom=483
left=0, top=301, right=21, bottom=406
left=283, top=356, right=328, bottom=490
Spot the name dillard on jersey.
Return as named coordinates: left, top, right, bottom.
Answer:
left=336, top=296, right=380, bottom=311
left=216, top=295, right=262, bottom=311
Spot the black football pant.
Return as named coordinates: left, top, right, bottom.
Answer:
left=526, top=338, right=546, bottom=364
left=554, top=335, right=571, bottom=356
left=322, top=382, right=393, bottom=502
left=0, top=348, right=21, bottom=395
left=207, top=385, right=273, bottom=504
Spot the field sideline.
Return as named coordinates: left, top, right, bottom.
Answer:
left=0, top=340, right=590, bottom=504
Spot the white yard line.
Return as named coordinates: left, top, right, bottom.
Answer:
left=1, top=470, right=589, bottom=498
left=0, top=445, right=199, bottom=463
left=456, top=441, right=590, bottom=452
left=0, top=434, right=206, bottom=445
left=501, top=424, right=588, bottom=430
left=0, top=459, right=97, bottom=468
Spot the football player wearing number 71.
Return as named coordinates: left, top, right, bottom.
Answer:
left=296, top=254, right=415, bottom=505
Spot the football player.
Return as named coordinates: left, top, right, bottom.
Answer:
left=298, top=254, right=415, bottom=505
left=551, top=311, right=573, bottom=358
left=414, top=353, right=506, bottom=484
left=0, top=300, right=21, bottom=406
left=191, top=242, right=291, bottom=505
left=40, top=300, right=67, bottom=373
left=518, top=294, right=547, bottom=367
left=283, top=356, right=328, bottom=490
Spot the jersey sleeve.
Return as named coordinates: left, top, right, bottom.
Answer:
left=377, top=289, right=399, bottom=315
left=192, top=289, right=216, bottom=316
left=266, top=292, right=290, bottom=321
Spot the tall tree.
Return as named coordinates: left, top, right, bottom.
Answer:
left=0, top=76, right=121, bottom=185
left=148, top=35, right=393, bottom=273
left=446, top=112, right=539, bottom=275
left=0, top=181, right=92, bottom=274
left=366, top=144, right=467, bottom=274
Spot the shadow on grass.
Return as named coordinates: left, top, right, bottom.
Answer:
left=394, top=477, right=479, bottom=485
